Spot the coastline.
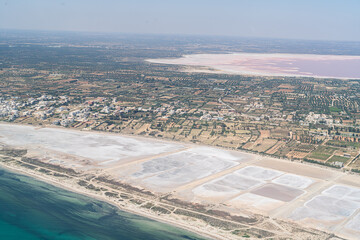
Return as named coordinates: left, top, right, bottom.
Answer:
left=0, top=162, right=222, bottom=240
left=0, top=122, right=353, bottom=239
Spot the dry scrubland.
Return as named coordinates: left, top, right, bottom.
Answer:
left=0, top=123, right=359, bottom=239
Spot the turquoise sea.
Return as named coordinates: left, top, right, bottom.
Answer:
left=0, top=168, right=209, bottom=240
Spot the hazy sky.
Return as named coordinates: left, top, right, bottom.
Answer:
left=1, top=0, right=359, bottom=41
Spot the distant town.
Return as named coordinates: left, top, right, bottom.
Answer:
left=1, top=33, right=360, bottom=174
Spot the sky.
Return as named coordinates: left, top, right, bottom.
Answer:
left=1, top=0, right=360, bottom=41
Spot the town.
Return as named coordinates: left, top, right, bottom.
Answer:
left=1, top=47, right=360, bottom=173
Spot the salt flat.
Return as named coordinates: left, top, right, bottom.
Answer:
left=1, top=123, right=360, bottom=239
left=116, top=147, right=248, bottom=191
left=346, top=213, right=360, bottom=231
left=291, top=185, right=360, bottom=222
left=228, top=193, right=283, bottom=212
left=193, top=173, right=264, bottom=198
left=192, top=166, right=312, bottom=212
left=0, top=124, right=184, bottom=168
left=273, top=174, right=314, bottom=189
left=234, top=166, right=283, bottom=180
left=147, top=53, right=360, bottom=79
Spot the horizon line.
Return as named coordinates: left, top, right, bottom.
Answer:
left=1, top=28, right=360, bottom=43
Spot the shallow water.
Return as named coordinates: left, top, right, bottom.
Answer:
left=0, top=168, right=209, bottom=240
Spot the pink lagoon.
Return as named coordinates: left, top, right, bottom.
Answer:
left=148, top=53, right=360, bottom=79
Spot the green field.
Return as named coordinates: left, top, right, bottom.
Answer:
left=329, top=106, right=341, bottom=112
left=307, top=145, right=337, bottom=161
left=308, top=152, right=331, bottom=161
left=327, top=140, right=360, bottom=148
left=327, top=155, right=349, bottom=164
left=316, top=146, right=337, bottom=154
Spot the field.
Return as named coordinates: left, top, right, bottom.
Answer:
left=244, top=139, right=278, bottom=153
left=327, top=140, right=360, bottom=148
left=349, top=158, right=360, bottom=171
left=327, top=155, right=349, bottom=164
left=307, top=152, right=331, bottom=161
left=307, top=146, right=337, bottom=161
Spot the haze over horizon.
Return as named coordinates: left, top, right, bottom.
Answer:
left=1, top=0, right=360, bottom=42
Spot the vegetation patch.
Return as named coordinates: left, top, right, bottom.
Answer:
left=327, top=155, right=349, bottom=163
left=329, top=106, right=341, bottom=112
left=308, top=152, right=331, bottom=161
left=327, top=140, right=360, bottom=148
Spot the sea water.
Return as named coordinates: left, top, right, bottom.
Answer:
left=0, top=168, right=209, bottom=240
